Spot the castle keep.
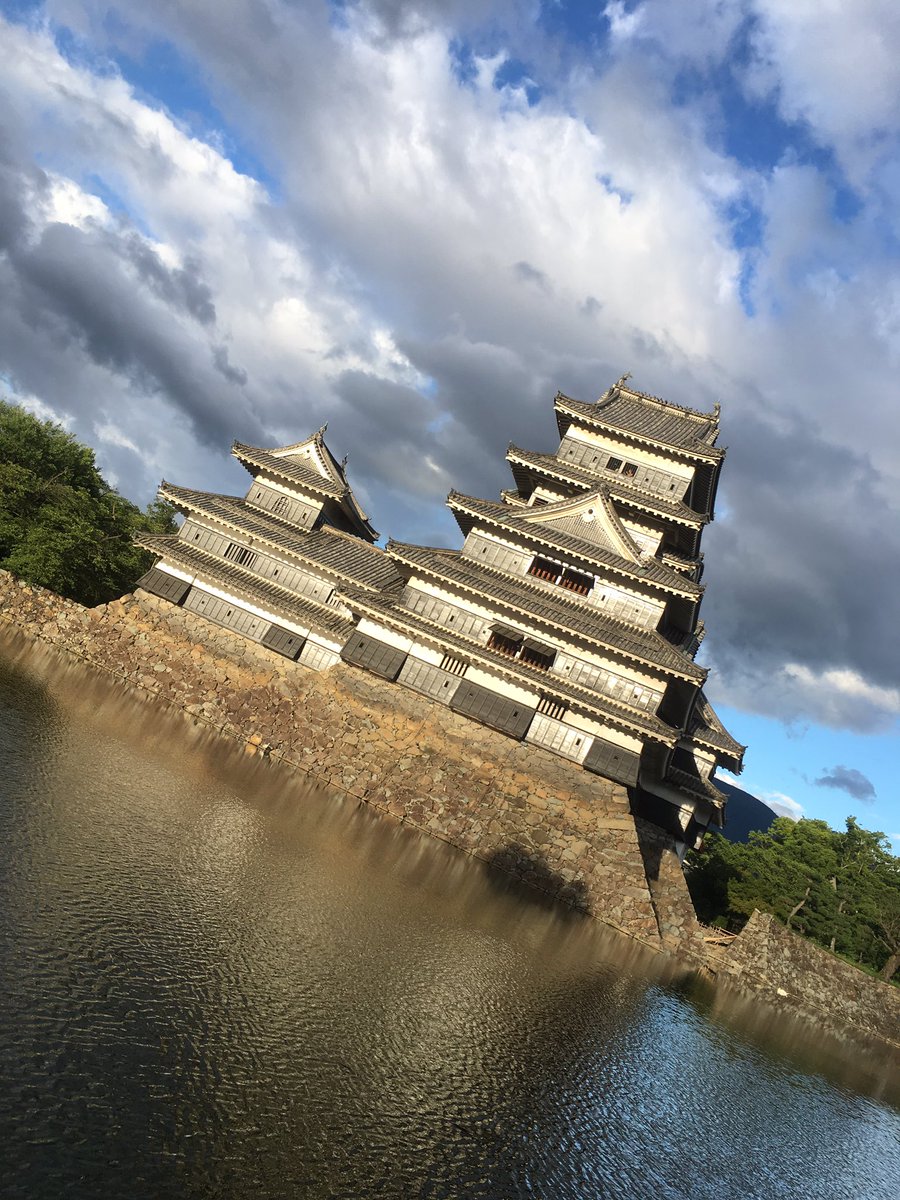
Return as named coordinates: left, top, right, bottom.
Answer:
left=136, top=379, right=744, bottom=852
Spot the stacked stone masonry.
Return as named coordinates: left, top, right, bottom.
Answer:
left=0, top=571, right=671, bottom=946
left=718, top=910, right=900, bottom=1048
left=3, top=569, right=897, bottom=1048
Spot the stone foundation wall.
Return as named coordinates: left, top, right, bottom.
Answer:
left=0, top=571, right=670, bottom=947
left=720, top=910, right=900, bottom=1047
left=5, top=570, right=899, bottom=1046
left=636, top=819, right=708, bottom=957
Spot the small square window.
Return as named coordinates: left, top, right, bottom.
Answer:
left=622, top=463, right=637, bottom=478
left=606, top=456, right=622, bottom=471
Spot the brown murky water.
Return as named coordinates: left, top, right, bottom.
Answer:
left=1, top=630, right=898, bottom=1200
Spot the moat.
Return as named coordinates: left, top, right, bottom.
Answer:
left=2, top=637, right=899, bottom=1200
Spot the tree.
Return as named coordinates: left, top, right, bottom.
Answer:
left=0, top=399, right=176, bottom=605
left=686, top=815, right=900, bottom=978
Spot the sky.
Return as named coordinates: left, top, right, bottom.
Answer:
left=0, top=0, right=897, bottom=845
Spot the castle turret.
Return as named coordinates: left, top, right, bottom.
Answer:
left=135, top=430, right=397, bottom=672
left=337, top=379, right=744, bottom=850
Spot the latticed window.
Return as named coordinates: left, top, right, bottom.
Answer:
left=537, top=696, right=567, bottom=720
left=224, top=542, right=258, bottom=570
left=439, top=653, right=468, bottom=676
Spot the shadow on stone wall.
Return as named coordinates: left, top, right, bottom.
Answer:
left=481, top=841, right=591, bottom=913
left=636, top=832, right=663, bottom=882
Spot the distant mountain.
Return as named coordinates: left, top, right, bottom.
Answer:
left=716, top=779, right=777, bottom=843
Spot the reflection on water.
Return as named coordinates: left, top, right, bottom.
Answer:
left=1, top=630, right=898, bottom=1200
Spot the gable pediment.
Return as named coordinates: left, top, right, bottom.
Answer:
left=270, top=429, right=343, bottom=486
left=520, top=489, right=643, bottom=561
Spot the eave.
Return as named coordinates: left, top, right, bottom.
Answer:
left=506, top=445, right=706, bottom=529
left=339, top=585, right=677, bottom=746
left=448, top=491, right=702, bottom=600
left=157, top=483, right=397, bottom=592
left=386, top=540, right=705, bottom=684
left=135, top=534, right=355, bottom=640
left=232, top=441, right=378, bottom=541
left=554, top=393, right=725, bottom=464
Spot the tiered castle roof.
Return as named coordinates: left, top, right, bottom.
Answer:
left=137, top=378, right=744, bottom=851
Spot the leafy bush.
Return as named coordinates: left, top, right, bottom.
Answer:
left=0, top=399, right=176, bottom=606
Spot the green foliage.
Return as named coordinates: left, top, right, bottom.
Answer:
left=686, top=815, right=900, bottom=979
left=0, top=399, right=176, bottom=606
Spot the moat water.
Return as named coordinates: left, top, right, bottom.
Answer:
left=1, top=633, right=898, bottom=1200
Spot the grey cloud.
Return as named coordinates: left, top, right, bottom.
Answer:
left=814, top=765, right=877, bottom=803
left=212, top=344, right=248, bottom=386
left=513, top=260, right=549, bottom=290
left=331, top=368, right=445, bottom=495
left=0, top=142, right=263, bottom=463
left=124, top=237, right=217, bottom=325
left=10, top=222, right=250, bottom=446
left=701, top=403, right=900, bottom=723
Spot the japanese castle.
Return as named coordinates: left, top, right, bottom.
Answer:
left=136, top=378, right=744, bottom=850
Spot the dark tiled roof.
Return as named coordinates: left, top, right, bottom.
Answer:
left=338, top=583, right=676, bottom=745
left=506, top=445, right=705, bottom=527
left=387, top=541, right=705, bottom=683
left=667, top=765, right=727, bottom=807
left=555, top=389, right=724, bottom=458
left=448, top=492, right=702, bottom=598
left=134, top=534, right=355, bottom=640
left=689, top=692, right=745, bottom=765
left=232, top=441, right=346, bottom=497
left=158, top=485, right=399, bottom=591
left=233, top=441, right=378, bottom=540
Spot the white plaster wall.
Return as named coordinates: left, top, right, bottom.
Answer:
left=251, top=469, right=326, bottom=516
left=403, top=643, right=445, bottom=667
left=561, top=426, right=695, bottom=478
left=160, top=570, right=314, bottom=639
left=462, top=665, right=538, bottom=707
left=356, top=616, right=414, bottom=653
left=620, top=519, right=662, bottom=554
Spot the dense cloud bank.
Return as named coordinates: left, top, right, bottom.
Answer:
left=1, top=1, right=899, bottom=733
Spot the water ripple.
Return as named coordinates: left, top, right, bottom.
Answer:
left=1, top=636, right=898, bottom=1200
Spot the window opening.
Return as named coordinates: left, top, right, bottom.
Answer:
left=528, top=556, right=560, bottom=583
left=520, top=644, right=554, bottom=672
left=487, top=629, right=522, bottom=658
left=559, top=568, right=592, bottom=596
left=224, top=542, right=258, bottom=569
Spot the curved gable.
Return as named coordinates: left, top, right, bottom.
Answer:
left=519, top=489, right=643, bottom=562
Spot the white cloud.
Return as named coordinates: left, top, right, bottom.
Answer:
left=762, top=791, right=804, bottom=822
left=783, top=665, right=900, bottom=726
left=747, top=0, right=900, bottom=184
left=1, top=2, right=900, bottom=736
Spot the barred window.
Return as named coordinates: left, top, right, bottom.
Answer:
left=224, top=542, right=258, bottom=570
